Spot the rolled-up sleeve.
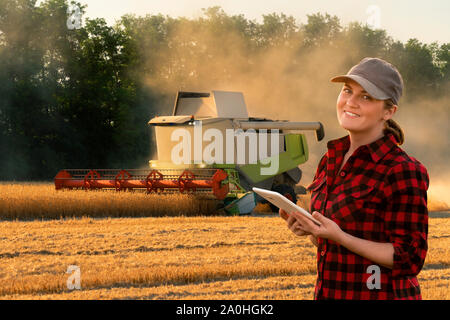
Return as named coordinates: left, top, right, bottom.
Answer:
left=383, top=161, right=429, bottom=278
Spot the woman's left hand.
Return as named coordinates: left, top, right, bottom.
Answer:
left=291, top=211, right=344, bottom=243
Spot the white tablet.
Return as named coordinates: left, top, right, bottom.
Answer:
left=253, top=187, right=321, bottom=226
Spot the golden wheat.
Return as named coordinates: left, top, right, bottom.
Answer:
left=0, top=183, right=448, bottom=299
left=0, top=182, right=221, bottom=219
left=0, top=182, right=445, bottom=220
left=0, top=214, right=449, bottom=300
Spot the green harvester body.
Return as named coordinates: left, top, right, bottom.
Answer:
left=148, top=91, right=324, bottom=215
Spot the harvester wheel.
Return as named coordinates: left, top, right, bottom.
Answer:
left=115, top=169, right=132, bottom=191
left=146, top=170, right=164, bottom=193
left=269, top=184, right=297, bottom=213
left=178, top=170, right=196, bottom=193
left=83, top=170, right=101, bottom=190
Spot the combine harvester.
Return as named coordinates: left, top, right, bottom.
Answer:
left=54, top=91, right=324, bottom=215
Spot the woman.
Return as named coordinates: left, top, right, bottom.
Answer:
left=280, top=57, right=429, bottom=300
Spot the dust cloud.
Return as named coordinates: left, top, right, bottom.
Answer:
left=139, top=16, right=449, bottom=210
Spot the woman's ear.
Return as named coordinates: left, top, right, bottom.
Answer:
left=383, top=105, right=398, bottom=120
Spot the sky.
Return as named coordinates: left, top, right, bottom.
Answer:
left=38, top=0, right=450, bottom=44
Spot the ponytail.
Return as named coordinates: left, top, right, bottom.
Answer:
left=383, top=99, right=404, bottom=145
left=384, top=119, right=404, bottom=145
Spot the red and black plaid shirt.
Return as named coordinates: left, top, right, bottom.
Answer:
left=307, top=133, right=429, bottom=300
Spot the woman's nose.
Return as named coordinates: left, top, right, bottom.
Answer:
left=346, top=94, right=359, bottom=108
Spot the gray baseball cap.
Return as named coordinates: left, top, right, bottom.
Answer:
left=331, top=57, right=404, bottom=105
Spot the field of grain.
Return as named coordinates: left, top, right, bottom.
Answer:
left=0, top=182, right=222, bottom=219
left=0, top=183, right=449, bottom=300
left=0, top=181, right=446, bottom=220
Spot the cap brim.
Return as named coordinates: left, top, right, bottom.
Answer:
left=331, top=75, right=390, bottom=101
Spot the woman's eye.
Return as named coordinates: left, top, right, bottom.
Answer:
left=363, top=95, right=372, bottom=100
left=343, top=88, right=351, bottom=94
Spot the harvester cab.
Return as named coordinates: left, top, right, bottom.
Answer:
left=55, top=90, right=324, bottom=215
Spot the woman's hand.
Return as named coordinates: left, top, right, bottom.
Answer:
left=290, top=210, right=344, bottom=243
left=283, top=209, right=395, bottom=268
left=279, top=208, right=311, bottom=237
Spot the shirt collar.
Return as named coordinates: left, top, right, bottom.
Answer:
left=327, top=133, right=399, bottom=163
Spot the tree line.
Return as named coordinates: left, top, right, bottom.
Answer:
left=0, top=0, right=448, bottom=180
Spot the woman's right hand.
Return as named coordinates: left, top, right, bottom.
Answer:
left=279, top=208, right=311, bottom=237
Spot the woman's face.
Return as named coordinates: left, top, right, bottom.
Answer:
left=336, top=79, right=394, bottom=135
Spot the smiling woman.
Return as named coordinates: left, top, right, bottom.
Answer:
left=280, top=57, right=430, bottom=300
left=336, top=81, right=395, bottom=150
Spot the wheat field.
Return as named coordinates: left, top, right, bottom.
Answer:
left=0, top=182, right=222, bottom=219
left=0, top=183, right=449, bottom=300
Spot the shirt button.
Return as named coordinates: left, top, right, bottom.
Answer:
left=340, top=171, right=346, bottom=177
left=321, top=250, right=326, bottom=256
